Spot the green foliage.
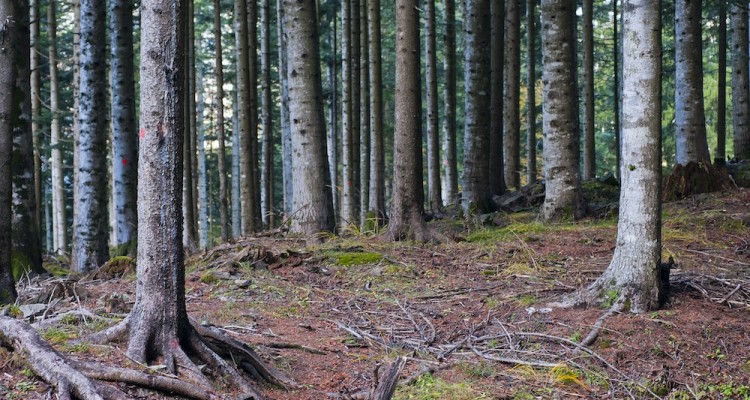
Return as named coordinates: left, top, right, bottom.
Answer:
left=41, top=327, right=75, bottom=344
left=600, top=288, right=620, bottom=309
left=328, top=251, right=383, bottom=267
left=459, top=361, right=495, bottom=378
left=394, top=373, right=489, bottom=400
left=11, top=251, right=32, bottom=281
left=199, top=271, right=219, bottom=284
left=110, top=240, right=137, bottom=258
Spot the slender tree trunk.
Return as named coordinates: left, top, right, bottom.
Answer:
left=526, top=0, right=537, bottom=183
left=71, top=0, right=80, bottom=254
left=350, top=0, right=361, bottom=227
left=674, top=0, right=709, bottom=165
left=387, top=0, right=426, bottom=241
left=441, top=0, right=457, bottom=204
left=183, top=0, right=197, bottom=250
left=231, top=97, right=241, bottom=237
left=0, top=0, right=17, bottom=304
left=284, top=0, right=335, bottom=235
left=716, top=0, right=726, bottom=165
left=504, top=0, right=521, bottom=189
left=30, top=0, right=41, bottom=242
left=583, top=0, right=665, bottom=313
left=260, top=0, right=274, bottom=229
left=731, top=5, right=750, bottom=161
left=72, top=0, right=108, bottom=273
left=582, top=0, right=595, bottom=179
left=197, top=66, right=208, bottom=249
left=359, top=0, right=370, bottom=226
left=368, top=0, right=386, bottom=223
left=48, top=0, right=66, bottom=254
left=326, top=3, right=338, bottom=223
left=213, top=0, right=229, bottom=241
left=425, top=0, right=441, bottom=212
left=541, top=0, right=583, bottom=222
left=236, top=0, right=251, bottom=233
left=247, top=0, right=261, bottom=229
left=277, top=0, right=293, bottom=218
left=341, top=0, right=354, bottom=228
left=613, top=0, right=621, bottom=179
left=462, top=0, right=492, bottom=214
left=109, top=0, right=138, bottom=248
left=490, top=0, right=505, bottom=195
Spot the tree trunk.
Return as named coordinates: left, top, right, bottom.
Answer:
left=582, top=0, right=595, bottom=179
left=387, top=0, right=426, bottom=241
left=214, top=0, right=229, bottom=241
left=198, top=66, right=208, bottom=249
left=425, top=0, right=441, bottom=212
left=30, top=0, right=41, bottom=243
left=71, top=0, right=80, bottom=258
left=351, top=0, right=361, bottom=228
left=48, top=0, right=66, bottom=255
left=540, top=0, right=582, bottom=222
left=0, top=0, right=17, bottom=304
left=715, top=2, right=726, bottom=165
left=278, top=0, right=293, bottom=218
left=247, top=0, right=261, bottom=230
left=127, top=0, right=193, bottom=366
left=284, top=0, right=335, bottom=235
left=462, top=0, right=492, bottom=214
left=183, top=0, right=197, bottom=250
left=109, top=0, right=138, bottom=249
left=503, top=0, right=521, bottom=189
left=232, top=99, right=241, bottom=237
left=341, top=0, right=354, bottom=228
left=526, top=0, right=537, bottom=183
left=731, top=5, right=750, bottom=161
left=359, top=0, right=370, bottom=227
left=368, top=0, right=386, bottom=224
left=326, top=3, right=338, bottom=223
left=674, top=0, right=709, bottom=165
left=441, top=0, right=457, bottom=204
left=613, top=0, right=621, bottom=179
left=490, top=0, right=505, bottom=195
left=583, top=0, right=665, bottom=313
left=260, top=0, right=274, bottom=229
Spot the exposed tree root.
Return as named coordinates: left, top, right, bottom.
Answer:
left=577, top=300, right=626, bottom=348
left=0, top=316, right=105, bottom=400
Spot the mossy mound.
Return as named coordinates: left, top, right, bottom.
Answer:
left=90, top=256, right=136, bottom=280
left=662, top=162, right=734, bottom=202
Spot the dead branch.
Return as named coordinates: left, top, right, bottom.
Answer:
left=578, top=301, right=626, bottom=348
left=266, top=342, right=327, bottom=355
left=370, top=356, right=407, bottom=400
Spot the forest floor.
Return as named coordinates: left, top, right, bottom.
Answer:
left=2, top=189, right=750, bottom=399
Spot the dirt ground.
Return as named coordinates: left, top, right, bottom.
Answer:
left=2, top=189, right=750, bottom=399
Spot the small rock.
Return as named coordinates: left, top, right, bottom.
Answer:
left=19, top=303, right=47, bottom=319
left=234, top=279, right=251, bottom=289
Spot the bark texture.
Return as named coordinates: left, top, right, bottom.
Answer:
left=540, top=0, right=582, bottom=221
left=341, top=0, right=355, bottom=227
left=425, top=0, right=441, bottom=212
left=368, top=0, right=387, bottom=223
left=284, top=0, right=335, bottom=235
left=462, top=0, right=492, bottom=214
left=731, top=5, right=750, bottom=161
left=0, top=0, right=16, bottom=304
left=441, top=0, right=457, bottom=204
left=30, top=0, right=41, bottom=241
left=110, top=0, right=138, bottom=247
left=359, top=0, right=370, bottom=226
left=582, top=0, right=665, bottom=313
left=674, top=0, right=709, bottom=165
left=214, top=0, right=229, bottom=241
left=183, top=0, right=197, bottom=250
left=48, top=0, right=66, bottom=254
left=582, top=0, right=595, bottom=179
left=716, top=1, right=726, bottom=164
left=526, top=0, right=537, bottom=183
left=503, top=0, right=521, bottom=189
left=278, top=0, right=293, bottom=217
left=490, top=0, right=505, bottom=195
left=387, top=0, right=426, bottom=241
left=260, top=0, right=274, bottom=229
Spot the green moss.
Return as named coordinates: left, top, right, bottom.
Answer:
left=199, top=271, right=219, bottom=284
left=394, top=373, right=489, bottom=400
left=41, top=327, right=75, bottom=344
left=110, top=240, right=137, bottom=258
left=329, top=251, right=383, bottom=266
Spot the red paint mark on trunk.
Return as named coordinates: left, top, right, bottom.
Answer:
left=139, top=127, right=146, bottom=138
left=121, top=158, right=128, bottom=166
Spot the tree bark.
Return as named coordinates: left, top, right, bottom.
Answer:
left=715, top=0, right=726, bottom=164
left=284, top=0, right=335, bottom=235
left=30, top=0, right=41, bottom=243
left=0, top=0, right=17, bottom=304
left=367, top=0, right=386, bottom=224
left=359, top=0, right=370, bottom=227
left=674, top=0, right=710, bottom=165
left=72, top=0, right=108, bottom=273
left=731, top=5, right=750, bottom=161
left=462, top=0, right=492, bottom=214
left=526, top=0, right=537, bottom=183
left=214, top=0, right=229, bottom=241
left=582, top=0, right=665, bottom=313
left=260, top=0, right=274, bottom=229
left=490, top=0, right=505, bottom=195
left=387, top=0, right=426, bottom=241
left=232, top=98, right=242, bottom=237
left=541, top=0, right=582, bottom=222
left=109, top=0, right=138, bottom=248
left=582, top=0, right=595, bottom=179
left=183, top=0, right=197, bottom=250
left=350, top=0, right=361, bottom=228
left=613, top=0, right=621, bottom=179
left=278, top=0, right=293, bottom=218
left=341, top=0, right=355, bottom=228
left=503, top=0, right=521, bottom=189
left=325, top=2, right=338, bottom=223
left=198, top=66, right=208, bottom=249
left=441, top=0, right=457, bottom=204
left=425, top=0, right=441, bottom=212
left=48, top=0, right=66, bottom=255
left=247, top=0, right=261, bottom=230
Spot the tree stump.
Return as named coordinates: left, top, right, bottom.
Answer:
left=662, top=162, right=734, bottom=201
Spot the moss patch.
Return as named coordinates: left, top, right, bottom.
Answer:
left=394, top=373, right=489, bottom=400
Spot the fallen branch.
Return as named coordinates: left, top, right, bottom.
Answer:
left=370, top=357, right=407, bottom=400
left=266, top=342, right=326, bottom=355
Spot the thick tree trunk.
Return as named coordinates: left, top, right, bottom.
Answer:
left=674, top=0, right=710, bottom=165
left=109, top=0, right=138, bottom=248
left=541, top=0, right=583, bottom=222
left=359, top=0, right=370, bottom=226
left=214, top=0, right=229, bottom=241
left=30, top=0, right=41, bottom=243
left=716, top=2, right=726, bottom=165
left=387, top=0, right=426, bottom=241
left=490, top=0, right=505, bottom=195
left=462, top=0, right=492, bottom=214
left=260, top=0, right=274, bottom=229
left=72, top=0, right=108, bottom=273
left=582, top=0, right=595, bottom=179
left=368, top=0, right=386, bottom=224
left=284, top=0, right=335, bottom=235
left=526, top=0, right=537, bottom=183
left=277, top=0, right=293, bottom=218
left=425, top=0, right=441, bottom=212
left=504, top=0, right=521, bottom=189
left=731, top=5, right=750, bottom=161
left=583, top=0, right=665, bottom=313
left=48, top=0, right=66, bottom=255
left=0, top=0, right=17, bottom=304
left=441, top=0, right=457, bottom=204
